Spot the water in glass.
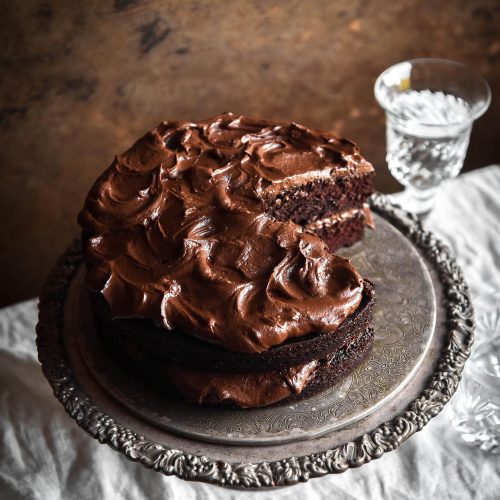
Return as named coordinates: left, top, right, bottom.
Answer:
left=386, top=90, right=472, bottom=190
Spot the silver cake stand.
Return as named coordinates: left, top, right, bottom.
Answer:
left=36, top=194, right=474, bottom=489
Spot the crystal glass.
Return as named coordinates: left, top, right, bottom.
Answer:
left=451, top=292, right=500, bottom=453
left=374, top=58, right=491, bottom=215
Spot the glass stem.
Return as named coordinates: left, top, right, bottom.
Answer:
left=403, top=186, right=438, bottom=216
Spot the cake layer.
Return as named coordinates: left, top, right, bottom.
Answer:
left=163, top=328, right=374, bottom=407
left=100, top=318, right=374, bottom=408
left=287, top=327, right=374, bottom=404
left=305, top=204, right=374, bottom=252
left=95, top=279, right=374, bottom=373
left=79, top=113, right=374, bottom=354
left=266, top=175, right=373, bottom=225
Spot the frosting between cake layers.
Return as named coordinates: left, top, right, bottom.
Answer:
left=304, top=203, right=375, bottom=231
left=79, top=113, right=372, bottom=353
left=163, top=360, right=320, bottom=408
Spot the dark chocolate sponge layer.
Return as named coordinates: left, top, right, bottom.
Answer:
left=266, top=174, right=373, bottom=225
left=94, top=280, right=374, bottom=374
left=310, top=211, right=367, bottom=252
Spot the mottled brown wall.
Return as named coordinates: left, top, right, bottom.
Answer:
left=1, top=0, right=499, bottom=306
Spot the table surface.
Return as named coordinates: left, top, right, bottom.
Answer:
left=1, top=166, right=500, bottom=500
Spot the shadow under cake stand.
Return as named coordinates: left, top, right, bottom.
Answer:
left=36, top=194, right=474, bottom=489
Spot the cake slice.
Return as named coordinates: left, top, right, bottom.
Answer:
left=260, top=131, right=374, bottom=251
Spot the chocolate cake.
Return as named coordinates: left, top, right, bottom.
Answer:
left=78, top=113, right=375, bottom=408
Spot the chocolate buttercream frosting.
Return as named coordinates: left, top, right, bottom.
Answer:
left=79, top=113, right=371, bottom=353
left=164, top=360, right=320, bottom=408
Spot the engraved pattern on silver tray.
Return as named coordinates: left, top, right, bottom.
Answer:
left=36, top=194, right=475, bottom=488
left=70, top=213, right=436, bottom=445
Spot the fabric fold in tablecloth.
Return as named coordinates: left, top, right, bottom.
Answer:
left=1, top=166, right=500, bottom=500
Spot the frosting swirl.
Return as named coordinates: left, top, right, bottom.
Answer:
left=79, top=113, right=369, bottom=353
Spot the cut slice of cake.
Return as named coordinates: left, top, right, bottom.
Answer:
left=78, top=113, right=375, bottom=408
left=258, top=126, right=374, bottom=251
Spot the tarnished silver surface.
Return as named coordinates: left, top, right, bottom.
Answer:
left=70, top=213, right=436, bottom=445
left=36, top=195, right=475, bottom=488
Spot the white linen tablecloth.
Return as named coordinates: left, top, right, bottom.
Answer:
left=1, top=166, right=500, bottom=500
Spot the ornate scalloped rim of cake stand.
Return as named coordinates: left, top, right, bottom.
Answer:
left=36, top=193, right=474, bottom=489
